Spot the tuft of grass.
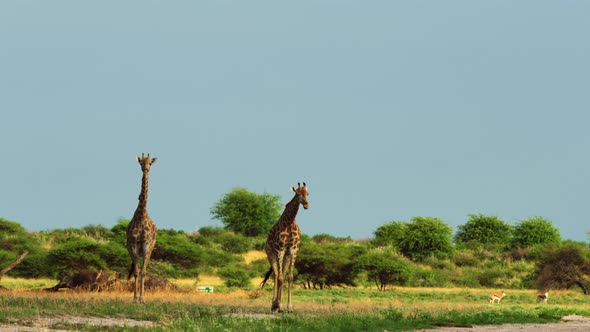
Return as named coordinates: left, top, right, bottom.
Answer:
left=0, top=277, right=57, bottom=289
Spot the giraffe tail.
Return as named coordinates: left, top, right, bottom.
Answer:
left=260, top=267, right=273, bottom=288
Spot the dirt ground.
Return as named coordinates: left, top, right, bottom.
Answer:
left=415, top=314, right=590, bottom=332
left=1, top=314, right=589, bottom=331
left=0, top=316, right=156, bottom=331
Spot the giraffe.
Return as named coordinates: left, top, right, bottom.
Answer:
left=126, top=153, right=158, bottom=304
left=261, top=182, right=309, bottom=313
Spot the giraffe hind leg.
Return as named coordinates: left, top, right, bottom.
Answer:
left=131, top=260, right=140, bottom=303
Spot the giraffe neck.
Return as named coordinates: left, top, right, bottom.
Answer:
left=137, top=172, right=149, bottom=210
left=278, top=195, right=300, bottom=227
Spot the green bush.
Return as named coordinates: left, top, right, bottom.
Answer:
left=411, top=268, right=450, bottom=287
left=218, top=233, right=251, bottom=254
left=296, top=243, right=366, bottom=289
left=454, top=250, right=480, bottom=267
left=198, top=226, right=226, bottom=237
left=217, top=266, right=251, bottom=288
left=357, top=247, right=413, bottom=291
left=47, top=238, right=128, bottom=277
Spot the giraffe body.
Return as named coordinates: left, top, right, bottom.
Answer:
left=263, top=182, right=309, bottom=313
left=127, top=153, right=158, bottom=304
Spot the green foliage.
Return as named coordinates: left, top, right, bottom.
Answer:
left=0, top=218, right=41, bottom=254
left=373, top=221, right=407, bottom=248
left=0, top=218, right=26, bottom=234
left=109, top=218, right=129, bottom=246
left=357, top=247, right=413, bottom=291
left=311, top=233, right=354, bottom=245
left=296, top=242, right=367, bottom=289
left=454, top=214, right=512, bottom=248
left=197, top=226, right=226, bottom=237
left=216, top=233, right=252, bottom=254
left=412, top=267, right=450, bottom=287
left=0, top=218, right=46, bottom=278
left=511, top=216, right=561, bottom=249
left=153, top=229, right=206, bottom=268
left=152, top=228, right=241, bottom=276
left=210, top=187, right=282, bottom=237
left=47, top=238, right=128, bottom=277
left=0, top=214, right=578, bottom=291
left=217, top=266, right=251, bottom=288
left=399, top=216, right=454, bottom=261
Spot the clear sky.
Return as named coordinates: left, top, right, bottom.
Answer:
left=1, top=1, right=589, bottom=241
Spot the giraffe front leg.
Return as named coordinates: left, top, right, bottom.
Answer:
left=131, top=259, right=140, bottom=304
left=139, top=256, right=152, bottom=304
left=286, top=255, right=296, bottom=313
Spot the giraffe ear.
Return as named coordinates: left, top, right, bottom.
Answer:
left=151, top=157, right=157, bottom=165
left=136, top=156, right=141, bottom=163
left=291, top=186, right=296, bottom=192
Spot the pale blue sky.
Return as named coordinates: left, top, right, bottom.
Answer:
left=1, top=1, right=589, bottom=241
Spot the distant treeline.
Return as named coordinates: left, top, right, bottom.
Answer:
left=1, top=214, right=589, bottom=293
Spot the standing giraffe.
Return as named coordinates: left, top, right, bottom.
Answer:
left=127, top=153, right=158, bottom=304
left=261, top=182, right=309, bottom=313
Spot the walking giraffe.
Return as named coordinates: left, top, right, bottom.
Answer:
left=127, top=153, right=158, bottom=304
left=261, top=182, right=309, bottom=313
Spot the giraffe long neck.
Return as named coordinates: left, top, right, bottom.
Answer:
left=137, top=172, right=149, bottom=210
left=278, top=195, right=300, bottom=227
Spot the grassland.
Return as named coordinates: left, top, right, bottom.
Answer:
left=1, top=277, right=590, bottom=331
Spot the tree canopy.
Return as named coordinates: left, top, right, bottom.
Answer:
left=535, top=242, right=590, bottom=294
left=210, top=187, right=282, bottom=237
left=399, top=216, right=454, bottom=261
left=373, top=221, right=407, bottom=248
left=511, top=216, right=561, bottom=249
left=454, top=214, right=512, bottom=248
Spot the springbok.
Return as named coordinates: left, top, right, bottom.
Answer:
left=537, top=291, right=549, bottom=304
left=489, top=291, right=506, bottom=304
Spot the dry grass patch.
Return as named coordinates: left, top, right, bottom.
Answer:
left=244, top=250, right=267, bottom=264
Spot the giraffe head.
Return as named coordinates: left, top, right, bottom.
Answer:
left=136, top=153, right=157, bottom=173
left=291, top=182, right=309, bottom=209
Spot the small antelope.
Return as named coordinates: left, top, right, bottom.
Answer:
left=537, top=291, right=549, bottom=303
left=489, top=291, right=506, bottom=304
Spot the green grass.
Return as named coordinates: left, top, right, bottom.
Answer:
left=1, top=284, right=590, bottom=331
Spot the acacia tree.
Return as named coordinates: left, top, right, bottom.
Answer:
left=536, top=243, right=590, bottom=294
left=454, top=214, right=512, bottom=248
left=295, top=242, right=366, bottom=289
left=511, top=216, right=561, bottom=249
left=210, top=187, right=282, bottom=237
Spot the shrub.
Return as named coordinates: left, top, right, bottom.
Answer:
left=218, top=266, right=251, bottom=288
left=217, top=233, right=251, bottom=254
left=411, top=268, right=450, bottom=287
left=357, top=247, right=413, bottom=291
left=47, top=238, right=127, bottom=277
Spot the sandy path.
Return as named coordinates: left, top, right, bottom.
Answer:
left=1, top=314, right=589, bottom=331
left=415, top=314, right=590, bottom=332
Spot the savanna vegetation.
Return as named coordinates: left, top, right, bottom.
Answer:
left=2, top=187, right=590, bottom=331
